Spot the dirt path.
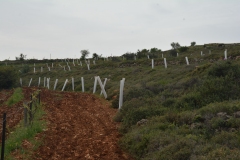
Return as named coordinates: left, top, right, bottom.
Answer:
left=31, top=88, right=132, bottom=160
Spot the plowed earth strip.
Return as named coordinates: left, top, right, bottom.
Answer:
left=31, top=88, right=132, bottom=160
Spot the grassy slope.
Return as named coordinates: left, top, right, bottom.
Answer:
left=3, top=43, right=240, bottom=159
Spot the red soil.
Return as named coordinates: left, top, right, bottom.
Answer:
left=31, top=88, right=132, bottom=160
left=0, top=88, right=133, bottom=160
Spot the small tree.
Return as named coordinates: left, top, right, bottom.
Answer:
left=16, top=53, right=26, bottom=61
left=92, top=53, right=101, bottom=60
left=171, top=42, right=181, bottom=50
left=191, top=42, right=196, bottom=46
left=80, top=50, right=90, bottom=60
left=150, top=48, right=161, bottom=58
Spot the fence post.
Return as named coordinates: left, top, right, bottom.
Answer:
left=1, top=113, right=6, bottom=160
left=38, top=92, right=40, bottom=104
left=29, top=95, right=33, bottom=125
left=24, top=102, right=28, bottom=127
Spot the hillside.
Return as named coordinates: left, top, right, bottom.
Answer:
left=1, top=43, right=240, bottom=159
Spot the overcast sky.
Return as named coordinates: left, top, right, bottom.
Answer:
left=0, top=0, right=239, bottom=60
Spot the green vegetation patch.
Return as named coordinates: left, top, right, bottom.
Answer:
left=5, top=88, right=24, bottom=106
left=0, top=66, right=18, bottom=89
left=2, top=103, right=46, bottom=159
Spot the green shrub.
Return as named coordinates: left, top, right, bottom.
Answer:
left=5, top=88, right=23, bottom=106
left=169, top=50, right=177, bottom=57
left=21, top=65, right=30, bottom=74
left=210, top=117, right=230, bottom=129
left=178, top=46, right=189, bottom=52
left=0, top=66, right=18, bottom=89
left=124, top=88, right=154, bottom=102
left=208, top=61, right=240, bottom=78
left=175, top=92, right=202, bottom=110
left=211, top=131, right=240, bottom=148
left=162, top=98, right=176, bottom=107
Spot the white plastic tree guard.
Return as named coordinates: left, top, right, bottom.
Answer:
left=147, top=55, right=149, bottom=59
left=100, top=78, right=107, bottom=95
left=41, top=67, right=43, bottom=72
left=38, top=77, right=41, bottom=87
left=201, top=51, right=203, bottom=56
left=68, top=65, right=71, bottom=71
left=224, top=49, right=227, bottom=60
left=81, top=77, right=85, bottom=92
left=152, top=59, right=154, bottom=69
left=97, top=76, right=107, bottom=99
left=34, top=67, right=36, bottom=73
left=72, top=77, right=74, bottom=91
left=73, top=59, right=75, bottom=66
left=164, top=58, right=167, bottom=69
left=185, top=57, right=189, bottom=65
left=87, top=64, right=90, bottom=70
left=20, top=78, right=22, bottom=87
left=93, top=76, right=98, bottom=93
left=47, top=78, right=50, bottom=89
left=44, top=77, right=46, bottom=87
left=62, top=79, right=68, bottom=91
left=119, top=78, right=125, bottom=110
left=28, top=78, right=32, bottom=87
left=54, top=79, right=58, bottom=90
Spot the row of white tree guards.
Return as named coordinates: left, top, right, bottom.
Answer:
left=30, top=59, right=94, bottom=73
left=28, top=49, right=229, bottom=73
left=20, top=76, right=125, bottom=110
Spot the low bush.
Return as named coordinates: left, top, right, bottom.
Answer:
left=0, top=66, right=18, bottom=89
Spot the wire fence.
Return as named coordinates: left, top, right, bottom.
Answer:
left=0, top=89, right=41, bottom=160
